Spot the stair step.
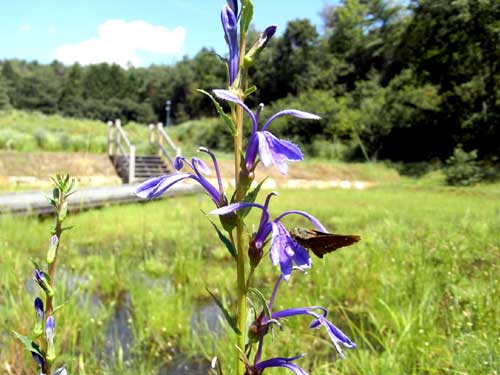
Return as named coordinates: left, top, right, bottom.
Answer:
left=110, top=153, right=174, bottom=183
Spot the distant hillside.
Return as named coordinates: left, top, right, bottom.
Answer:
left=0, top=109, right=150, bottom=154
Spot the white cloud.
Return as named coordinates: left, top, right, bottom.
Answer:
left=55, top=19, right=186, bottom=68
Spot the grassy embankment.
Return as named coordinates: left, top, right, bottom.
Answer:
left=1, top=182, right=498, bottom=374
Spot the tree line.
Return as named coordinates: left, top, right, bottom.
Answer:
left=0, top=0, right=498, bottom=163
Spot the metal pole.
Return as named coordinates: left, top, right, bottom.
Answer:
left=165, top=100, right=171, bottom=127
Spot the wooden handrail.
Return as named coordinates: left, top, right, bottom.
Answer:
left=107, top=118, right=181, bottom=183
left=108, top=119, right=136, bottom=183
left=150, top=122, right=181, bottom=169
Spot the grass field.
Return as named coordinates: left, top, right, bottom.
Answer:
left=0, top=109, right=152, bottom=154
left=1, top=181, right=498, bottom=374
left=0, top=109, right=214, bottom=156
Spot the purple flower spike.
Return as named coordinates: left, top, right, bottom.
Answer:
left=34, top=297, right=44, bottom=320
left=221, top=5, right=239, bottom=85
left=251, top=355, right=308, bottom=375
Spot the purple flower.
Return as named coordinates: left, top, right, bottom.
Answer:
left=210, top=193, right=327, bottom=280
left=46, top=316, right=55, bottom=343
left=33, top=269, right=54, bottom=297
left=221, top=5, right=239, bottom=85
left=251, top=276, right=356, bottom=360
left=34, top=297, right=44, bottom=320
left=246, top=25, right=277, bottom=64
left=33, top=297, right=44, bottom=336
left=213, top=89, right=320, bottom=174
left=258, top=25, right=277, bottom=50
left=247, top=354, right=308, bottom=375
left=46, top=315, right=56, bottom=363
left=136, top=148, right=227, bottom=207
left=31, top=351, right=45, bottom=373
left=272, top=306, right=356, bottom=359
left=227, top=0, right=238, bottom=18
left=54, top=367, right=68, bottom=375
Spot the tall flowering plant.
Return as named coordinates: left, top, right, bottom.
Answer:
left=13, top=174, right=75, bottom=375
left=137, top=1, right=358, bottom=373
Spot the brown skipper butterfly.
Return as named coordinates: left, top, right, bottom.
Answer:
left=289, top=227, right=361, bottom=258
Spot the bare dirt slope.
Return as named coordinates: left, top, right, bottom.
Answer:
left=0, top=151, right=396, bottom=191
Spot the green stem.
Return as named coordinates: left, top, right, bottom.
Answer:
left=44, top=191, right=65, bottom=375
left=234, top=87, right=247, bottom=375
left=235, top=218, right=247, bottom=374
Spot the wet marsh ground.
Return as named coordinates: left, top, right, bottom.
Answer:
left=1, top=182, right=499, bottom=374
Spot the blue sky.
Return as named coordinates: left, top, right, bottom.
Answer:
left=0, top=0, right=333, bottom=67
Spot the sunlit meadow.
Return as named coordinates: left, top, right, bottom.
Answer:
left=1, top=184, right=498, bottom=374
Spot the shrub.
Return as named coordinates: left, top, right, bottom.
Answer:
left=173, top=118, right=233, bottom=151
left=444, top=146, right=483, bottom=186
left=0, top=128, right=35, bottom=151
left=309, top=139, right=354, bottom=160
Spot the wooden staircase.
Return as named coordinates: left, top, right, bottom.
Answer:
left=110, top=155, right=171, bottom=183
left=107, top=120, right=180, bottom=184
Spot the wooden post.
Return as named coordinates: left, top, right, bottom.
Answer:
left=115, top=119, right=121, bottom=152
left=129, top=145, right=136, bottom=184
left=107, top=121, right=114, bottom=156
left=157, top=122, right=164, bottom=157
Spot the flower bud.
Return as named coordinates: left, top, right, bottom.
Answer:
left=45, top=316, right=56, bottom=364
left=33, top=297, right=44, bottom=337
left=47, top=235, right=58, bottom=264
left=245, top=25, right=277, bottom=67
left=248, top=237, right=263, bottom=269
left=34, top=269, right=54, bottom=297
left=247, top=312, right=268, bottom=344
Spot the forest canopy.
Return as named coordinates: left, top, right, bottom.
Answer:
left=1, top=0, right=498, bottom=163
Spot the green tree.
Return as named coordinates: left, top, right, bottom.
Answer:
left=399, top=0, right=500, bottom=159
left=59, top=63, right=85, bottom=118
left=0, top=75, right=10, bottom=110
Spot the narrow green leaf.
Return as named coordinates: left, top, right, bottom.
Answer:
left=60, top=225, right=75, bottom=234
left=248, top=287, right=271, bottom=319
left=52, top=187, right=60, bottom=201
left=53, top=299, right=70, bottom=314
left=240, top=0, right=254, bottom=35
left=197, top=89, right=236, bottom=135
left=240, top=178, right=267, bottom=218
left=243, top=85, right=257, bottom=98
left=12, top=330, right=43, bottom=356
left=206, top=289, right=241, bottom=335
left=209, top=220, right=236, bottom=258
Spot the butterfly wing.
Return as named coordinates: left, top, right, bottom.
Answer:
left=291, top=228, right=360, bottom=258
